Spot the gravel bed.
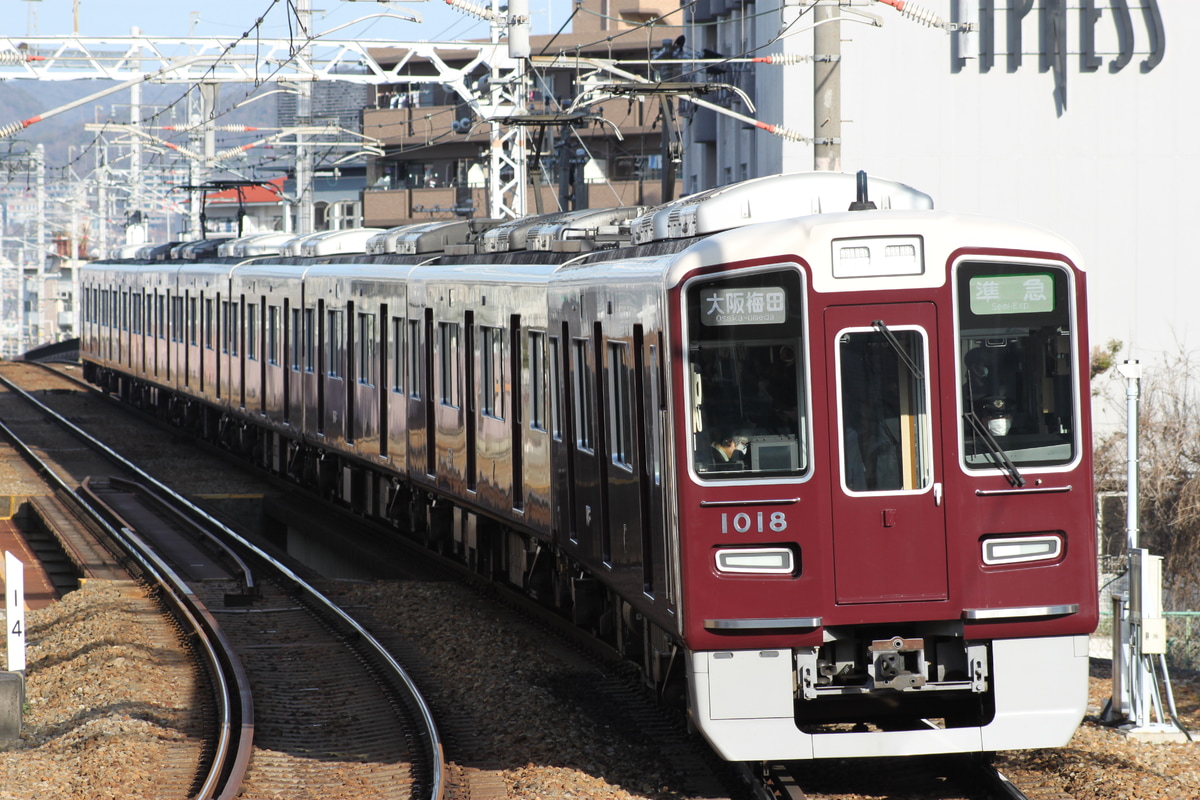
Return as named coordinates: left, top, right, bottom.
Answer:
left=4, top=576, right=1200, bottom=799
left=0, top=581, right=206, bottom=800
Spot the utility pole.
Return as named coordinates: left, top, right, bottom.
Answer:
left=1102, top=361, right=1189, bottom=742
left=813, top=1, right=841, bottom=172
left=129, top=27, right=144, bottom=247
left=187, top=84, right=220, bottom=239
left=295, top=0, right=315, bottom=234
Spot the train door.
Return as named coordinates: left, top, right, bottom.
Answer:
left=825, top=302, right=948, bottom=604
left=303, top=301, right=320, bottom=434
left=323, top=302, right=346, bottom=443
left=603, top=334, right=645, bottom=586
left=287, top=302, right=303, bottom=425
left=564, top=325, right=604, bottom=558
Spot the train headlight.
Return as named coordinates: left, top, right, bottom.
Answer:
left=714, top=547, right=795, bottom=575
left=981, top=534, right=1062, bottom=566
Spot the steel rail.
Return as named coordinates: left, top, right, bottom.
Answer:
left=0, top=395, right=251, bottom=799
left=0, top=370, right=446, bottom=800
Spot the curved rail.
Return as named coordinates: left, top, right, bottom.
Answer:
left=0, top=370, right=446, bottom=800
left=0, top=401, right=253, bottom=798
left=78, top=478, right=255, bottom=800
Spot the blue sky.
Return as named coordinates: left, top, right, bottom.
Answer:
left=12, top=0, right=572, bottom=43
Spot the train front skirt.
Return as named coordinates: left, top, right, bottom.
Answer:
left=687, top=634, right=1090, bottom=760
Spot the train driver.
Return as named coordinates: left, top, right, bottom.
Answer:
left=711, top=430, right=748, bottom=467
left=964, top=346, right=1017, bottom=437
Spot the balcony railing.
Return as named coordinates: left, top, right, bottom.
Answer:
left=362, top=180, right=667, bottom=228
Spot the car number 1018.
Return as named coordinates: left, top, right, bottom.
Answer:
left=720, top=510, right=788, bottom=534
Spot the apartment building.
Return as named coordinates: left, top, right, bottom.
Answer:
left=361, top=0, right=683, bottom=227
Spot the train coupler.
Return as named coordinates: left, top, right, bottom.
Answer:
left=869, top=637, right=927, bottom=690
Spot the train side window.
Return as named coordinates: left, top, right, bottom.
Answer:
left=957, top=263, right=1076, bottom=469
left=188, top=297, right=198, bottom=345
left=205, top=299, right=215, bottom=350
left=549, top=336, right=562, bottom=440
left=327, top=309, right=343, bottom=378
left=304, top=308, right=316, bottom=373
left=358, top=312, right=377, bottom=386
left=408, top=319, right=422, bottom=399
left=247, top=302, right=260, bottom=362
left=607, top=341, right=632, bottom=469
left=838, top=328, right=932, bottom=493
left=439, top=321, right=460, bottom=407
left=234, top=301, right=243, bottom=357
left=482, top=325, right=504, bottom=419
left=290, top=308, right=303, bottom=370
left=268, top=305, right=281, bottom=366
left=529, top=331, right=547, bottom=432
left=172, top=296, right=184, bottom=343
left=573, top=338, right=594, bottom=452
left=391, top=317, right=405, bottom=393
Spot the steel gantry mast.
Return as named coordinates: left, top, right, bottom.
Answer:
left=0, top=23, right=533, bottom=225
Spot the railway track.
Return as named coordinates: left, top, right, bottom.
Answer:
left=0, top=361, right=445, bottom=800
left=756, top=753, right=1075, bottom=800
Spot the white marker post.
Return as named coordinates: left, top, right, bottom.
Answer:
left=4, top=551, right=24, bottom=672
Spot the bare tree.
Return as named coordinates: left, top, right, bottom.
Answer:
left=1094, top=345, right=1200, bottom=608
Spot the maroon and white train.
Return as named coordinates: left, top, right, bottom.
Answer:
left=80, top=171, right=1098, bottom=761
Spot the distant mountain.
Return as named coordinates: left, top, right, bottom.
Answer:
left=0, top=80, right=279, bottom=176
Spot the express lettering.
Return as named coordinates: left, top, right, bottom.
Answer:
left=951, top=0, right=1165, bottom=112
left=958, top=0, right=1164, bottom=73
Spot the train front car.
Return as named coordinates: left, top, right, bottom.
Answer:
left=664, top=179, right=1097, bottom=760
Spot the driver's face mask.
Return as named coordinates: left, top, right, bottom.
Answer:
left=986, top=416, right=1012, bottom=436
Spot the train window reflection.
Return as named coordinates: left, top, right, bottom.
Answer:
left=957, top=264, right=1076, bottom=469
left=686, top=268, right=807, bottom=480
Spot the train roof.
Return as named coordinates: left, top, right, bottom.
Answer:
left=89, top=172, right=1087, bottom=279
left=662, top=208, right=1086, bottom=293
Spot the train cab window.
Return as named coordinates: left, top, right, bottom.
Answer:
left=838, top=327, right=932, bottom=493
left=957, top=263, right=1076, bottom=470
left=686, top=268, right=807, bottom=479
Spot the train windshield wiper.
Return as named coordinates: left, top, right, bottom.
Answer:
left=963, top=411, right=1026, bottom=488
left=871, top=320, right=923, bottom=380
